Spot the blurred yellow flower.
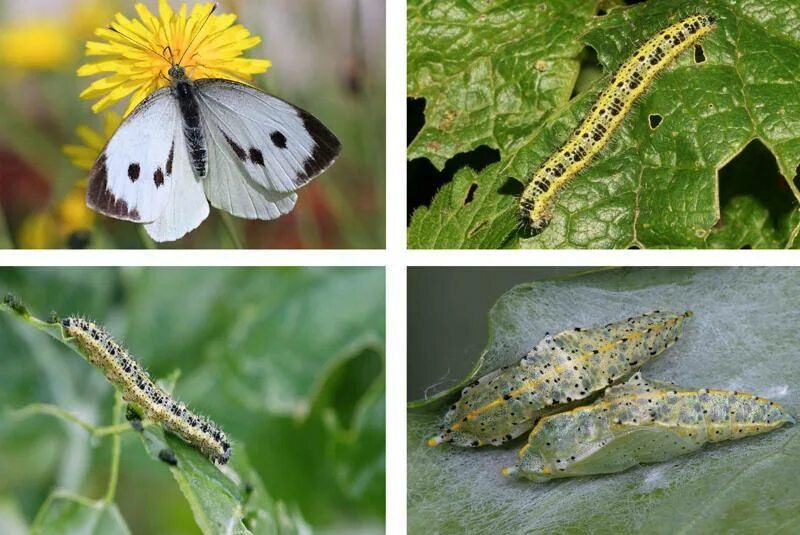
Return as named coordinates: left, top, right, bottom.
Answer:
left=0, top=1, right=115, bottom=71
left=0, top=23, right=73, bottom=70
left=27, top=111, right=120, bottom=249
left=57, top=186, right=96, bottom=235
left=63, top=112, right=122, bottom=170
left=78, top=0, right=271, bottom=116
left=17, top=212, right=58, bottom=249
left=18, top=185, right=96, bottom=249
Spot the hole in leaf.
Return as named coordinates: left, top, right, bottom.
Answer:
left=464, top=183, right=478, bottom=205
left=648, top=114, right=663, bottom=129
left=694, top=44, right=707, bottom=63
left=407, top=145, right=501, bottom=223
left=407, top=97, right=426, bottom=145
left=622, top=0, right=647, bottom=5
left=597, top=8, right=608, bottom=16
left=718, top=139, right=795, bottom=229
left=499, top=177, right=524, bottom=196
left=628, top=244, right=640, bottom=250
left=571, top=46, right=602, bottom=98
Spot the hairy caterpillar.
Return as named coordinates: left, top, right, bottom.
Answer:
left=504, top=374, right=795, bottom=481
left=519, top=13, right=717, bottom=233
left=61, top=317, right=230, bottom=464
left=427, top=310, right=692, bottom=448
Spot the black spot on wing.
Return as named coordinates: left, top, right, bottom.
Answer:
left=166, top=141, right=174, bottom=175
left=128, top=163, right=140, bottom=182
left=293, top=109, right=341, bottom=186
left=87, top=153, right=141, bottom=221
left=223, top=132, right=247, bottom=161
left=154, top=167, right=164, bottom=188
left=270, top=131, right=287, bottom=148
left=249, top=148, right=265, bottom=166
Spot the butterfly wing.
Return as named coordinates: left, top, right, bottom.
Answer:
left=194, top=79, right=341, bottom=219
left=86, top=87, right=209, bottom=242
left=141, top=125, right=209, bottom=242
left=87, top=88, right=179, bottom=224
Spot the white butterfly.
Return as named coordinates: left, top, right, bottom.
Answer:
left=86, top=64, right=341, bottom=242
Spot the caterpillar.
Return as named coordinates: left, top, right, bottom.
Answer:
left=503, top=373, right=795, bottom=481
left=518, top=13, right=717, bottom=233
left=427, top=310, right=692, bottom=448
left=61, top=316, right=230, bottom=464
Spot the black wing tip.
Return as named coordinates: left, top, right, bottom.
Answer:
left=86, top=153, right=143, bottom=222
left=294, top=109, right=342, bottom=186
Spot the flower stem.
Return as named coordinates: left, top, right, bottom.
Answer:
left=219, top=211, right=244, bottom=248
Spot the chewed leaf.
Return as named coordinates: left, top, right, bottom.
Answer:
left=408, top=2, right=800, bottom=248
left=428, top=310, right=692, bottom=447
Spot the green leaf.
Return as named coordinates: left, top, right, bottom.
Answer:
left=408, top=0, right=800, bottom=248
left=31, top=494, right=130, bottom=535
left=408, top=267, right=800, bottom=532
left=408, top=167, right=519, bottom=248
left=138, top=424, right=306, bottom=535
left=0, top=268, right=384, bottom=531
left=707, top=196, right=800, bottom=248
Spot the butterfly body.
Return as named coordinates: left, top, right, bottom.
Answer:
left=87, top=68, right=341, bottom=242
left=169, top=65, right=208, bottom=179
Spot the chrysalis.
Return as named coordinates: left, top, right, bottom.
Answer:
left=504, top=373, right=795, bottom=481
left=428, top=310, right=692, bottom=447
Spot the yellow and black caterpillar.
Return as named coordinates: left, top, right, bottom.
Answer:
left=62, top=316, right=230, bottom=464
left=519, top=14, right=717, bottom=233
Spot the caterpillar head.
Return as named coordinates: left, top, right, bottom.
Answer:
left=517, top=200, right=550, bottom=236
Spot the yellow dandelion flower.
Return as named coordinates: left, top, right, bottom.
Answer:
left=77, top=0, right=271, bottom=117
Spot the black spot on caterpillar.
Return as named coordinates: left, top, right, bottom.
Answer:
left=61, top=316, right=231, bottom=464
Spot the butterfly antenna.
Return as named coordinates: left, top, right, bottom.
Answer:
left=178, top=2, right=217, bottom=66
left=107, top=25, right=169, bottom=63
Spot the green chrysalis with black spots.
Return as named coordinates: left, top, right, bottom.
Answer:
left=504, top=373, right=795, bottom=481
left=428, top=310, right=692, bottom=448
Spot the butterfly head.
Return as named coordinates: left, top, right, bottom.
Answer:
left=168, top=64, right=188, bottom=82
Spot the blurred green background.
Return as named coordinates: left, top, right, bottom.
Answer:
left=0, top=267, right=385, bottom=533
left=0, top=0, right=385, bottom=249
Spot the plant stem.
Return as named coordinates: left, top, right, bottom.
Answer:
left=138, top=226, right=157, bottom=249
left=104, top=392, right=123, bottom=503
left=8, top=403, right=96, bottom=433
left=219, top=211, right=244, bottom=248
